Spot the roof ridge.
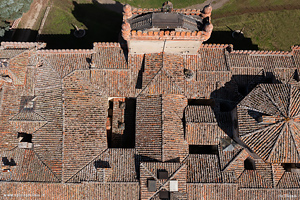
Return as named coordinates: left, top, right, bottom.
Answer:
left=37, top=49, right=95, bottom=54
left=31, top=149, right=61, bottom=182
left=137, top=54, right=164, bottom=96
left=93, top=42, right=121, bottom=48
left=1, top=42, right=46, bottom=49
left=65, top=148, right=109, bottom=183
left=200, top=43, right=232, bottom=49
left=131, top=8, right=202, bottom=15
left=231, top=50, right=291, bottom=55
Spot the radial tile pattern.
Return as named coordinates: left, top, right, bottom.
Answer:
left=238, top=84, right=300, bottom=163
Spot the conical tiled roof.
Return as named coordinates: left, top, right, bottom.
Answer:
left=238, top=84, right=300, bottom=163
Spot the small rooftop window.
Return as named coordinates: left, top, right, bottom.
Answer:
left=169, top=180, right=178, bottom=192
left=244, top=158, right=256, bottom=170
left=189, top=145, right=218, bottom=154
left=188, top=99, right=215, bottom=106
left=17, top=132, right=33, bottom=149
left=282, top=163, right=300, bottom=172
left=158, top=170, right=168, bottom=179
left=159, top=190, right=169, bottom=199
left=184, top=68, right=194, bottom=80
left=147, top=179, right=156, bottom=192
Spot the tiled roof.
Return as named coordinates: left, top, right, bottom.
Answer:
left=0, top=148, right=59, bottom=182
left=0, top=49, right=27, bottom=59
left=67, top=148, right=138, bottom=183
left=185, top=105, right=216, bottom=123
left=31, top=62, right=64, bottom=179
left=37, top=50, right=92, bottom=78
left=198, top=46, right=228, bottom=71
left=93, top=43, right=128, bottom=69
left=185, top=106, right=228, bottom=145
left=187, top=183, right=238, bottom=200
left=276, top=172, right=300, bottom=188
left=62, top=70, right=107, bottom=182
left=135, top=94, right=188, bottom=162
left=140, top=53, right=185, bottom=95
left=239, top=188, right=300, bottom=200
left=0, top=182, right=140, bottom=200
left=1, top=24, right=300, bottom=199
left=238, top=84, right=300, bottom=163
left=140, top=162, right=187, bottom=200
left=185, top=154, right=222, bottom=183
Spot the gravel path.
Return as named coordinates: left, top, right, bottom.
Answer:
left=185, top=0, right=230, bottom=10
left=95, top=0, right=230, bottom=13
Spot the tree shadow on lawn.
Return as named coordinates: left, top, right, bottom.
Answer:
left=205, top=31, right=259, bottom=50
left=38, top=1, right=123, bottom=49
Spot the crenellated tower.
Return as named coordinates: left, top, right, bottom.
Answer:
left=121, top=2, right=213, bottom=54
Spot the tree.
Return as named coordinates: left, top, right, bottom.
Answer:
left=0, top=0, right=33, bottom=37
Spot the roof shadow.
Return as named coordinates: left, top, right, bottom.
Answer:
left=210, top=73, right=281, bottom=138
left=205, top=31, right=258, bottom=50
left=1, top=1, right=123, bottom=49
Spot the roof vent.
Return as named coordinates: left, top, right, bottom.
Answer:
left=119, top=101, right=126, bottom=109
left=159, top=190, right=169, bottom=199
left=244, top=157, right=256, bottom=170
left=184, top=68, right=194, bottom=80
left=162, top=1, right=173, bottom=12
left=1, top=157, right=16, bottom=173
left=0, top=74, right=12, bottom=83
left=94, top=160, right=112, bottom=182
left=169, top=180, right=178, bottom=192
left=158, top=170, right=168, bottom=179
left=17, top=132, right=33, bottom=149
left=118, top=121, right=125, bottom=130
left=147, top=179, right=156, bottom=192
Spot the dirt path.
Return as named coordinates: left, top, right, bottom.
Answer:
left=185, top=0, right=230, bottom=10
left=12, top=0, right=49, bottom=42
left=95, top=0, right=229, bottom=13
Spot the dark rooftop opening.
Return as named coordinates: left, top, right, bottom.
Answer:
left=244, top=158, right=256, bottom=170
left=281, top=163, right=300, bottom=172
left=107, top=98, right=136, bottom=148
left=147, top=179, right=156, bottom=192
left=94, top=160, right=110, bottom=169
left=188, top=99, right=215, bottom=106
left=158, top=170, right=168, bottom=179
left=160, top=28, right=175, bottom=32
left=17, top=132, right=32, bottom=143
left=219, top=102, right=231, bottom=112
left=189, top=145, right=218, bottom=154
left=159, top=190, right=169, bottom=199
left=238, top=85, right=248, bottom=96
left=294, top=70, right=300, bottom=82
left=2, top=157, right=9, bottom=166
left=264, top=72, right=276, bottom=83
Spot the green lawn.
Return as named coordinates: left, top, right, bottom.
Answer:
left=117, top=0, right=205, bottom=8
left=39, top=0, right=300, bottom=50
left=214, top=0, right=300, bottom=15
left=40, top=0, right=122, bottom=48
left=210, top=9, right=300, bottom=51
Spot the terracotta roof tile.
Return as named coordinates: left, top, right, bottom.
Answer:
left=37, top=51, right=92, bottom=78
left=198, top=47, right=228, bottom=71
left=93, top=43, right=128, bottom=69
left=67, top=148, right=137, bottom=183
left=238, top=84, right=300, bottom=163
left=136, top=94, right=188, bottom=162
left=187, top=183, right=237, bottom=200
left=185, top=154, right=222, bottom=183
left=62, top=71, right=107, bottom=182
left=0, top=182, right=139, bottom=200
left=0, top=148, right=59, bottom=182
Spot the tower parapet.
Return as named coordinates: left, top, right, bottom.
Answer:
left=121, top=2, right=213, bottom=54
